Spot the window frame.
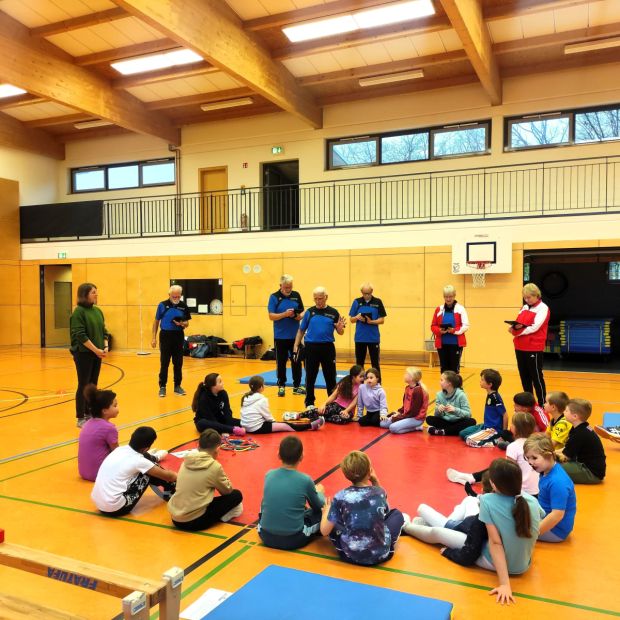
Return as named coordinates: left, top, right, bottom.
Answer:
left=70, top=157, right=176, bottom=194
left=504, top=102, right=620, bottom=152
left=326, top=120, right=491, bottom=171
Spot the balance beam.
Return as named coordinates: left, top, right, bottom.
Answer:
left=0, top=539, right=183, bottom=619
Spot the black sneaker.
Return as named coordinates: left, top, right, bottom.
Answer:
left=292, top=386, right=306, bottom=395
left=428, top=427, right=445, bottom=436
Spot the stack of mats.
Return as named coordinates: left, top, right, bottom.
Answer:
left=559, top=319, right=612, bottom=355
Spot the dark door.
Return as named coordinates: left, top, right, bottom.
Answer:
left=262, top=160, right=299, bottom=231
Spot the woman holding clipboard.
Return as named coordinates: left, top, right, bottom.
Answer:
left=430, top=285, right=469, bottom=373
left=507, top=283, right=550, bottom=406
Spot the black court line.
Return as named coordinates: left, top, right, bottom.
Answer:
left=0, top=389, right=29, bottom=413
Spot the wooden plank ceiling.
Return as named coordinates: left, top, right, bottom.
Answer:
left=0, top=0, right=618, bottom=159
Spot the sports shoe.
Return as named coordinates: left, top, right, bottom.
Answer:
left=278, top=386, right=285, bottom=397
left=306, top=404, right=318, bottom=412
left=174, top=385, right=186, bottom=396
left=220, top=502, right=243, bottom=522
left=401, top=513, right=411, bottom=531
left=446, top=468, right=475, bottom=485
left=232, top=426, right=246, bottom=436
left=292, top=386, right=306, bottom=395
left=158, top=386, right=166, bottom=397
left=311, top=416, right=325, bottom=431
left=494, top=439, right=509, bottom=450
left=148, top=449, right=168, bottom=462
left=412, top=516, right=427, bottom=526
left=428, top=426, right=445, bottom=436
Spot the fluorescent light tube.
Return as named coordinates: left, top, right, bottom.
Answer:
left=283, top=0, right=435, bottom=43
left=74, top=119, right=114, bottom=129
left=564, top=36, right=620, bottom=55
left=358, top=69, right=424, bottom=87
left=200, top=97, right=254, bottom=112
left=112, top=49, right=202, bottom=75
left=0, top=84, right=27, bottom=98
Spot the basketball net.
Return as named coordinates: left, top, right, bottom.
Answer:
left=467, top=261, right=490, bottom=288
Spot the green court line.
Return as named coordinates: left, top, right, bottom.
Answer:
left=291, top=548, right=620, bottom=616
left=0, top=493, right=227, bottom=540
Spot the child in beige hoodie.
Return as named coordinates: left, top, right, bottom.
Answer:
left=168, top=429, right=243, bottom=530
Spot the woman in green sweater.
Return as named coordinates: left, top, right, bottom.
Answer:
left=425, top=370, right=476, bottom=436
left=70, top=283, right=109, bottom=428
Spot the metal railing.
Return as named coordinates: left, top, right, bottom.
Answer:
left=22, top=155, right=620, bottom=241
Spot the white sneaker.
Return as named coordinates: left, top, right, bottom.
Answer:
left=446, top=468, right=473, bottom=485
left=401, top=512, right=411, bottom=532
left=220, top=502, right=243, bottom=522
left=412, top=516, right=427, bottom=526
left=149, top=449, right=168, bottom=462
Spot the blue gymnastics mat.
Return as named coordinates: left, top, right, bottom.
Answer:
left=201, top=565, right=453, bottom=619
left=603, top=412, right=620, bottom=427
left=239, top=368, right=349, bottom=389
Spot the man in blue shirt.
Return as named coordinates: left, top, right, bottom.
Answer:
left=267, top=275, right=305, bottom=397
left=152, top=285, right=190, bottom=397
left=349, top=283, right=387, bottom=371
left=294, top=287, right=346, bottom=409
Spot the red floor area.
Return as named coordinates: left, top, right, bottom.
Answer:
left=163, top=426, right=503, bottom=524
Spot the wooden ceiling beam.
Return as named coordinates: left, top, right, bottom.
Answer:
left=439, top=0, right=501, bottom=104
left=0, top=11, right=179, bottom=145
left=113, top=0, right=322, bottom=128
left=145, top=87, right=255, bottom=110
left=0, top=94, right=47, bottom=110
left=245, top=0, right=400, bottom=31
left=112, top=61, right=217, bottom=89
left=24, top=113, right=94, bottom=128
left=30, top=7, right=128, bottom=38
left=0, top=111, right=64, bottom=159
left=298, top=49, right=468, bottom=86
left=484, top=0, right=591, bottom=21
left=75, top=39, right=179, bottom=66
left=271, top=14, right=450, bottom=60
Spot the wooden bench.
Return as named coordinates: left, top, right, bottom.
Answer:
left=0, top=592, right=88, bottom=619
left=336, top=349, right=439, bottom=369
left=0, top=537, right=183, bottom=620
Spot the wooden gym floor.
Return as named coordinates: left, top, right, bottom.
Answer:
left=0, top=347, right=618, bottom=619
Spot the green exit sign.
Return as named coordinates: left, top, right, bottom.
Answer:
left=57, top=252, right=67, bottom=259
left=271, top=146, right=284, bottom=154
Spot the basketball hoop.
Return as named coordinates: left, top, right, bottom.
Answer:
left=467, top=261, right=490, bottom=288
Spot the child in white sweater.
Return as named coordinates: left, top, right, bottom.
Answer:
left=241, top=376, right=324, bottom=433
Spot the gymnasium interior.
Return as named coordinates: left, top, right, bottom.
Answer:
left=1, top=0, right=620, bottom=618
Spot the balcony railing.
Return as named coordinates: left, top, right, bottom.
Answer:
left=21, top=154, right=620, bottom=242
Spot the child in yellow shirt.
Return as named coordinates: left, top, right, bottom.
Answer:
left=544, top=391, right=570, bottom=449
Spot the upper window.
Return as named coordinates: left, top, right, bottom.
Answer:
left=327, top=120, right=489, bottom=170
left=71, top=158, right=175, bottom=193
left=506, top=104, right=620, bottom=151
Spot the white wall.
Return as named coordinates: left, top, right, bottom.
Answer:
left=0, top=146, right=58, bottom=205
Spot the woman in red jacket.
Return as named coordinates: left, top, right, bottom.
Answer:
left=431, top=285, right=469, bottom=373
left=509, top=283, right=550, bottom=406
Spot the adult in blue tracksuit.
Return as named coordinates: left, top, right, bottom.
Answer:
left=152, top=285, right=191, bottom=397
left=267, top=275, right=305, bottom=397
left=294, top=287, right=346, bottom=408
left=349, top=282, right=387, bottom=371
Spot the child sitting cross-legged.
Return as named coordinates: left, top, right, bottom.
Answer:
left=447, top=411, right=539, bottom=497
left=241, top=376, right=324, bottom=433
left=556, top=398, right=606, bottom=484
left=320, top=365, right=364, bottom=424
left=321, top=451, right=405, bottom=566
left=524, top=433, right=576, bottom=542
left=544, top=391, right=571, bottom=449
left=168, top=429, right=243, bottom=531
left=357, top=368, right=388, bottom=427
left=258, top=436, right=325, bottom=550
left=426, top=371, right=476, bottom=436
left=379, top=367, right=429, bottom=434
left=459, top=369, right=507, bottom=444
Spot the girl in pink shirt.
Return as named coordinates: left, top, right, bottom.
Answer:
left=78, top=384, right=119, bottom=481
left=320, top=365, right=365, bottom=424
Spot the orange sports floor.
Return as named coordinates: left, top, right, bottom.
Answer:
left=0, top=347, right=619, bottom=619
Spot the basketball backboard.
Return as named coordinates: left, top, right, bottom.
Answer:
left=452, top=231, right=512, bottom=274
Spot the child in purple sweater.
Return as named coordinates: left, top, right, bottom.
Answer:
left=358, top=368, right=388, bottom=427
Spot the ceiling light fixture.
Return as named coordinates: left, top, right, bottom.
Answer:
left=200, top=97, right=254, bottom=112
left=111, top=49, right=202, bottom=75
left=0, top=84, right=27, bottom=98
left=283, top=0, right=435, bottom=43
left=73, top=119, right=114, bottom=129
left=564, top=36, right=620, bottom=55
left=358, top=69, right=424, bottom=87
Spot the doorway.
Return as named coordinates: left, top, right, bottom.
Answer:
left=200, top=166, right=229, bottom=233
left=262, top=160, right=299, bottom=231
left=40, top=265, right=72, bottom=347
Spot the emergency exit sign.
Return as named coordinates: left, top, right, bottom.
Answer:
left=57, top=252, right=67, bottom=259
left=271, top=146, right=284, bottom=154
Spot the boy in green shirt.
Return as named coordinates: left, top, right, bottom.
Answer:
left=258, top=436, right=325, bottom=550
